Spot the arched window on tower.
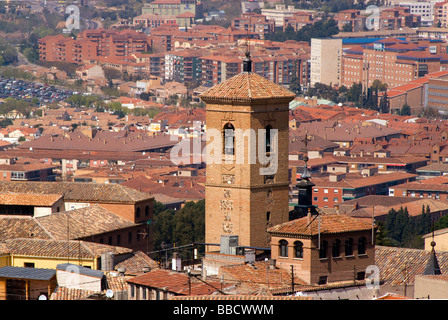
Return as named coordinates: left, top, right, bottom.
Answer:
left=223, top=123, right=235, bottom=156
left=265, top=125, right=273, bottom=153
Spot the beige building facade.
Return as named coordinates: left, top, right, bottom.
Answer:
left=310, top=38, right=342, bottom=87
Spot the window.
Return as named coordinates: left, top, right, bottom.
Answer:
left=24, top=263, right=35, bottom=268
left=223, top=123, right=235, bottom=155
left=265, top=125, right=273, bottom=153
left=357, top=272, right=366, bottom=280
left=318, top=276, right=327, bottom=284
left=294, top=241, right=303, bottom=259
left=332, top=239, right=341, bottom=258
left=358, top=237, right=366, bottom=255
left=279, top=240, right=288, bottom=257
left=145, top=205, right=150, bottom=216
left=345, top=238, right=354, bottom=256
left=128, top=232, right=132, bottom=243
left=319, top=240, right=328, bottom=259
left=117, top=234, right=121, bottom=245
left=266, top=211, right=271, bottom=221
left=136, top=207, right=141, bottom=218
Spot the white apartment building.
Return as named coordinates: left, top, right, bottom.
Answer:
left=399, top=1, right=437, bottom=26
left=310, top=38, right=342, bottom=87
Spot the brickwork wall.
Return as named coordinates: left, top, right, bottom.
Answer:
left=205, top=100, right=291, bottom=249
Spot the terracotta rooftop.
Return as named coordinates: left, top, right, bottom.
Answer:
left=0, top=193, right=62, bottom=207
left=0, top=216, right=52, bottom=241
left=267, top=213, right=374, bottom=237
left=127, top=269, right=230, bottom=295
left=375, top=246, right=448, bottom=285
left=35, top=205, right=136, bottom=240
left=220, top=260, right=307, bottom=294
left=200, top=72, right=295, bottom=104
left=0, top=238, right=132, bottom=258
left=0, top=181, right=152, bottom=203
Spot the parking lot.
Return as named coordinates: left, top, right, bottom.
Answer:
left=0, top=77, right=74, bottom=104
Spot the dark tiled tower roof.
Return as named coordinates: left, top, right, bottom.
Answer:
left=424, top=239, right=442, bottom=275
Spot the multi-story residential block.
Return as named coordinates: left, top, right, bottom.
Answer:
left=380, top=6, right=421, bottom=30
left=389, top=176, right=448, bottom=201
left=39, top=30, right=151, bottom=63
left=434, top=0, right=448, bottom=27
left=231, top=12, right=275, bottom=40
left=283, top=11, right=315, bottom=32
left=198, top=45, right=309, bottom=88
left=341, top=37, right=448, bottom=90
left=78, top=29, right=151, bottom=58
left=261, top=4, right=315, bottom=29
left=199, top=53, right=242, bottom=86
left=399, top=1, right=436, bottom=26
left=133, top=13, right=178, bottom=29
left=165, top=49, right=204, bottom=85
left=133, top=12, right=195, bottom=30
left=335, top=9, right=367, bottom=32
left=142, top=0, right=203, bottom=19
left=311, top=172, right=417, bottom=208
left=38, top=35, right=98, bottom=63
left=310, top=38, right=342, bottom=87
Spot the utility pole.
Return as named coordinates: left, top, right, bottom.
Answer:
left=291, top=265, right=295, bottom=293
left=188, top=270, right=191, bottom=295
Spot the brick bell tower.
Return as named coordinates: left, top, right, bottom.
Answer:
left=199, top=51, right=296, bottom=250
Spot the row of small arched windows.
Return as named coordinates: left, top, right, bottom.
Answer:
left=135, top=205, right=151, bottom=218
left=278, top=237, right=367, bottom=259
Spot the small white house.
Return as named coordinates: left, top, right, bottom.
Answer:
left=56, top=263, right=105, bottom=292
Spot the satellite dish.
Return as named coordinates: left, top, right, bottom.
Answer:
left=106, top=289, right=114, bottom=299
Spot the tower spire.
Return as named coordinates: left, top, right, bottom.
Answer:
left=243, top=28, right=252, bottom=73
left=424, top=228, right=441, bottom=275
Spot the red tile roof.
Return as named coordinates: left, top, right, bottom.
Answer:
left=127, top=269, right=229, bottom=295
left=267, top=213, right=373, bottom=237
left=200, top=72, right=295, bottom=104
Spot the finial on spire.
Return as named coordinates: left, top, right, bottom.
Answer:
left=243, top=50, right=252, bottom=73
left=301, top=134, right=311, bottom=179
left=243, top=30, right=252, bottom=73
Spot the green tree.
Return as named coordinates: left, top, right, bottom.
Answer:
left=400, top=104, right=411, bottom=116
left=435, top=215, right=448, bottom=230
left=346, top=82, right=363, bottom=104
left=172, top=200, right=205, bottom=247
left=289, top=65, right=302, bottom=95
left=379, top=92, right=390, bottom=114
